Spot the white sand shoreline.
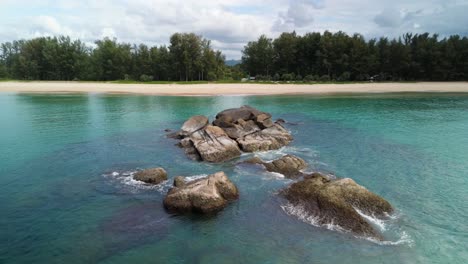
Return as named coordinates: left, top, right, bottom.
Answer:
left=1, top=81, right=468, bottom=96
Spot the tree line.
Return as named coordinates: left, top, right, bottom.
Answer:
left=1, top=31, right=467, bottom=82
left=0, top=33, right=231, bottom=81
left=241, top=31, right=468, bottom=81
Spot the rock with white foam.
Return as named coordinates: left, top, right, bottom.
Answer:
left=133, top=167, right=168, bottom=184
left=281, top=173, right=393, bottom=240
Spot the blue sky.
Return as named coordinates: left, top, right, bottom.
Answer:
left=1, top=0, right=467, bottom=59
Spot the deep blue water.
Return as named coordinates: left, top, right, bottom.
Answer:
left=0, top=93, right=467, bottom=264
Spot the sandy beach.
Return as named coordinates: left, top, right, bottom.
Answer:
left=1, top=81, right=468, bottom=95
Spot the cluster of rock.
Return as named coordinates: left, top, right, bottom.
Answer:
left=172, top=105, right=293, bottom=162
left=129, top=106, right=394, bottom=240
left=242, top=155, right=393, bottom=240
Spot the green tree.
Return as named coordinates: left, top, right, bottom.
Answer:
left=241, top=35, right=274, bottom=76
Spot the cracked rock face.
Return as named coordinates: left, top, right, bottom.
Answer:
left=172, top=106, right=293, bottom=162
left=190, top=125, right=242, bottom=162
left=180, top=115, right=209, bottom=136
left=163, top=171, right=239, bottom=214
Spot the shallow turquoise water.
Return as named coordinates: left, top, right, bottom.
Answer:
left=1, top=93, right=467, bottom=264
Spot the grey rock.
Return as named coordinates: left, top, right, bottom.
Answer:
left=181, top=115, right=209, bottom=136
left=189, top=125, right=241, bottom=162
left=133, top=168, right=168, bottom=184
left=244, top=155, right=307, bottom=178
left=236, top=123, right=293, bottom=152
left=163, top=171, right=239, bottom=213
left=282, top=173, right=393, bottom=240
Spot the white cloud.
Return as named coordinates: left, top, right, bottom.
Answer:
left=374, top=8, right=402, bottom=28
left=273, top=0, right=325, bottom=32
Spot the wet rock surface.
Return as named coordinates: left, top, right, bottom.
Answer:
left=281, top=173, right=393, bottom=240
left=163, top=172, right=239, bottom=214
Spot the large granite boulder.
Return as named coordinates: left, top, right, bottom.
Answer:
left=163, top=172, right=239, bottom=213
left=214, top=105, right=267, bottom=124
left=236, top=123, right=292, bottom=152
left=133, top=167, right=168, bottom=184
left=213, top=105, right=273, bottom=137
left=244, top=155, right=307, bottom=178
left=281, top=173, right=393, bottom=240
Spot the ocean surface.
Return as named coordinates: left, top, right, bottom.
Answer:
left=0, top=93, right=467, bottom=264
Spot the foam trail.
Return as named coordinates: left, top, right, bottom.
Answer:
left=354, top=208, right=387, bottom=231
left=184, top=174, right=208, bottom=182
left=364, top=231, right=414, bottom=246
left=103, top=171, right=171, bottom=193
left=280, top=202, right=346, bottom=233
left=282, top=202, right=413, bottom=246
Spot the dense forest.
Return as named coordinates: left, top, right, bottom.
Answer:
left=242, top=31, right=468, bottom=81
left=1, top=31, right=467, bottom=82
left=0, top=33, right=235, bottom=81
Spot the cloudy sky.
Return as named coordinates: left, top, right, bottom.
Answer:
left=0, top=0, right=467, bottom=59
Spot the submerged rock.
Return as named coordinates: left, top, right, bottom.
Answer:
left=163, top=172, right=239, bottom=214
left=133, top=167, right=168, bottom=184
left=244, top=155, right=307, bottom=178
left=281, top=173, right=393, bottom=240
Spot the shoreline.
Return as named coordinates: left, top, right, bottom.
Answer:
left=1, top=81, right=468, bottom=96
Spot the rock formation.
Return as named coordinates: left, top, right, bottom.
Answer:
left=171, top=105, right=292, bottom=162
left=281, top=173, right=393, bottom=240
left=163, top=172, right=239, bottom=214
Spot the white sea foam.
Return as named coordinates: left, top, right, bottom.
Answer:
left=254, top=146, right=319, bottom=162
left=280, top=202, right=346, bottom=233
left=184, top=174, right=208, bottom=182
left=103, top=171, right=172, bottom=194
left=354, top=208, right=387, bottom=231
left=364, top=231, right=414, bottom=246
left=281, top=202, right=413, bottom=246
left=266, top=171, right=286, bottom=179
